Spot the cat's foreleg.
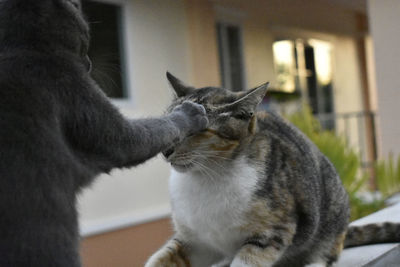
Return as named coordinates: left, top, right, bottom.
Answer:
left=145, top=238, right=190, bottom=267
left=125, top=101, right=208, bottom=166
left=211, top=259, right=232, bottom=267
left=230, top=232, right=293, bottom=267
left=66, top=86, right=208, bottom=170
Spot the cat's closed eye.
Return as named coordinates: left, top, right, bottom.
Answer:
left=233, top=112, right=253, bottom=120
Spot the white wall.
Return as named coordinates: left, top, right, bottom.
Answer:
left=368, top=0, right=400, bottom=158
left=78, top=0, right=190, bottom=236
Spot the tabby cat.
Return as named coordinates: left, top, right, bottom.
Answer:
left=0, top=1, right=207, bottom=266
left=146, top=73, right=400, bottom=267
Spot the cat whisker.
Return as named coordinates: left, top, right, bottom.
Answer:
left=187, top=159, right=217, bottom=183
left=191, top=159, right=223, bottom=183
left=191, top=153, right=230, bottom=173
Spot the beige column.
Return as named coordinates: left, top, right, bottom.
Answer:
left=184, top=0, right=221, bottom=87
left=368, top=0, right=400, bottom=158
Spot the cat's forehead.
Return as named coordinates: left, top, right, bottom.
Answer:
left=168, top=86, right=239, bottom=115
left=186, top=87, right=237, bottom=106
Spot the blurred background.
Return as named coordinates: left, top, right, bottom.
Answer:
left=77, top=0, right=400, bottom=266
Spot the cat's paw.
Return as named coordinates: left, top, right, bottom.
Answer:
left=305, top=263, right=327, bottom=267
left=145, top=247, right=189, bottom=267
left=230, top=258, right=274, bottom=267
left=170, top=101, right=208, bottom=136
left=211, top=259, right=231, bottom=267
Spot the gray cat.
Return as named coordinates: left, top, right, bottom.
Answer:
left=0, top=1, right=207, bottom=266
left=146, top=74, right=400, bottom=267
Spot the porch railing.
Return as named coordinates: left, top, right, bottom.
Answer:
left=315, top=111, right=378, bottom=170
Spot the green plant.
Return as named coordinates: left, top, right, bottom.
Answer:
left=287, top=106, right=384, bottom=220
left=376, top=155, right=400, bottom=198
left=349, top=196, right=385, bottom=221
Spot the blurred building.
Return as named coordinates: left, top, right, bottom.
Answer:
left=78, top=0, right=400, bottom=266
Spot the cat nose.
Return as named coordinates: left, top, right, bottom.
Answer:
left=163, top=148, right=175, bottom=159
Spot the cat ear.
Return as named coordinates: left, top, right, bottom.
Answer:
left=216, top=83, right=268, bottom=119
left=166, top=72, right=195, bottom=97
left=236, top=82, right=269, bottom=108
left=227, top=82, right=269, bottom=114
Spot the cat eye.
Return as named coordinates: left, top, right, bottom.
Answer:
left=233, top=112, right=253, bottom=120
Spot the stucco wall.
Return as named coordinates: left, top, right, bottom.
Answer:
left=368, top=0, right=400, bottom=158
left=185, top=0, right=221, bottom=87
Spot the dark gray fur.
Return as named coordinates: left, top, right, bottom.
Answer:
left=0, top=1, right=207, bottom=266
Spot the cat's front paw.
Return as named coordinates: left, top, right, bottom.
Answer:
left=145, top=247, right=190, bottom=267
left=170, top=101, right=208, bottom=136
left=230, top=258, right=274, bottom=267
left=211, top=259, right=232, bottom=267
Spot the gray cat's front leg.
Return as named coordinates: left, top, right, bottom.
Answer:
left=65, top=83, right=208, bottom=171
left=125, top=101, right=208, bottom=166
left=211, top=259, right=232, bottom=267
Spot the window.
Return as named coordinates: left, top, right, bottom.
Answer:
left=273, top=39, right=335, bottom=129
left=272, top=40, right=297, bottom=93
left=82, top=0, right=127, bottom=99
left=217, top=23, right=245, bottom=91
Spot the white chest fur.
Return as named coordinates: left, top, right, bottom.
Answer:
left=169, top=158, right=260, bottom=256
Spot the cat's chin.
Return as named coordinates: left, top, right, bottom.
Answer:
left=171, top=162, right=193, bottom=173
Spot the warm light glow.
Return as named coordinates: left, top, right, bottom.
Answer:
left=273, top=40, right=294, bottom=65
left=272, top=40, right=296, bottom=93
left=309, top=39, right=333, bottom=86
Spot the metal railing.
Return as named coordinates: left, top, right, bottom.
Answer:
left=315, top=111, right=378, bottom=169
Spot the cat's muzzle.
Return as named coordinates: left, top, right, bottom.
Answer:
left=162, top=147, right=175, bottom=159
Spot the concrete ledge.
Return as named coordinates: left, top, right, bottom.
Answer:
left=337, top=203, right=400, bottom=267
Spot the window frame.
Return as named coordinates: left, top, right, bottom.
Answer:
left=215, top=6, right=247, bottom=91
left=217, top=21, right=247, bottom=92
left=84, top=0, right=134, bottom=107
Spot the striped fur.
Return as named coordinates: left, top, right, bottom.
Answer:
left=146, top=74, right=400, bottom=267
left=345, top=222, right=400, bottom=248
